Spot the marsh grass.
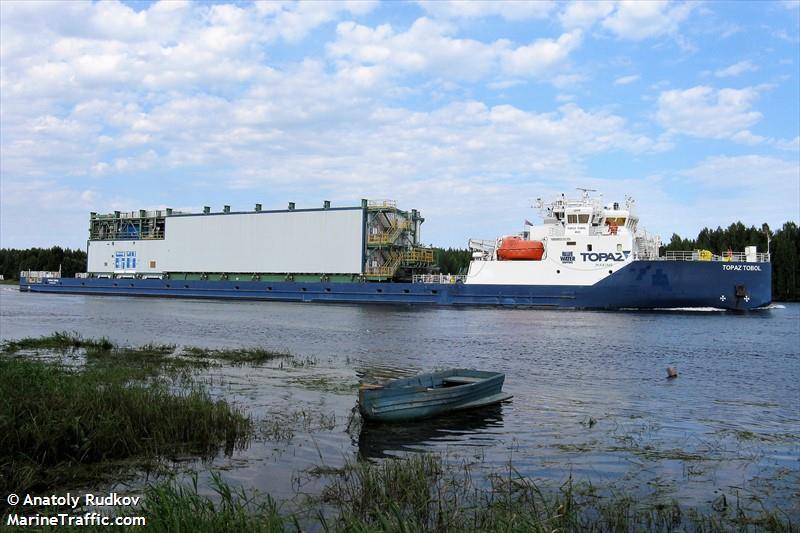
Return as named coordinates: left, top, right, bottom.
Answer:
left=2, top=333, right=293, bottom=372
left=183, top=346, right=292, bottom=365
left=23, top=455, right=794, bottom=533
left=320, top=454, right=797, bottom=532
left=288, top=375, right=359, bottom=394
left=259, top=409, right=337, bottom=442
left=0, top=357, right=251, bottom=498
left=134, top=472, right=287, bottom=533
left=1, top=331, right=114, bottom=353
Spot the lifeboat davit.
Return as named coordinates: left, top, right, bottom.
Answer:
left=497, top=236, right=544, bottom=261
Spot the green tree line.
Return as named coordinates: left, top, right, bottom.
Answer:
left=0, top=247, right=87, bottom=280
left=434, top=247, right=472, bottom=276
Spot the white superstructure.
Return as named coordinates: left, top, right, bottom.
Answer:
left=465, top=190, right=660, bottom=286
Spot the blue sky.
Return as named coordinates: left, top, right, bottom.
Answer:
left=1, top=0, right=798, bottom=250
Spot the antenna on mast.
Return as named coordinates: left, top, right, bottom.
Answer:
left=576, top=187, right=597, bottom=199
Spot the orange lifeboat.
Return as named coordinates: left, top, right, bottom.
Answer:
left=497, top=237, right=544, bottom=261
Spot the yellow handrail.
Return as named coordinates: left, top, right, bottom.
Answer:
left=367, top=220, right=411, bottom=245
left=402, top=248, right=434, bottom=263
left=365, top=252, right=403, bottom=278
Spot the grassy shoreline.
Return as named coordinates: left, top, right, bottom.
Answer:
left=0, top=334, right=257, bottom=501
left=5, top=454, right=796, bottom=532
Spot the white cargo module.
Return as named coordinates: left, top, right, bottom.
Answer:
left=86, top=201, right=431, bottom=279
left=88, top=208, right=364, bottom=275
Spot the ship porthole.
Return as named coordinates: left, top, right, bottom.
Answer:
left=404, top=289, right=410, bottom=294
left=608, top=270, right=612, bottom=274
left=235, top=286, right=240, bottom=290
left=556, top=270, right=560, bottom=274
left=184, top=284, right=189, bottom=289
left=325, top=288, right=331, bottom=292
left=431, top=289, right=438, bottom=295
left=267, top=287, right=272, bottom=291
left=301, top=287, right=307, bottom=292
left=377, top=288, right=383, bottom=293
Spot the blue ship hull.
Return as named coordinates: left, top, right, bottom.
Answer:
left=19, top=260, right=771, bottom=311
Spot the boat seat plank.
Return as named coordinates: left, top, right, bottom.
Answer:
left=443, top=376, right=482, bottom=384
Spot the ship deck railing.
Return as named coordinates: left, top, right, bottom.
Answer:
left=413, top=274, right=467, bottom=284
left=638, top=251, right=770, bottom=262
left=91, top=209, right=174, bottom=220
left=367, top=199, right=397, bottom=209
left=20, top=270, right=61, bottom=281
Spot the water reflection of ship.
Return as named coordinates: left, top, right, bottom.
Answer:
left=357, top=404, right=506, bottom=460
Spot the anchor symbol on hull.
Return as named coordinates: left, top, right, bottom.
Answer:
left=719, top=295, right=726, bottom=302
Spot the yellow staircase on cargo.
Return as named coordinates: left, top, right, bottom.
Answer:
left=367, top=220, right=411, bottom=245
left=365, top=252, right=403, bottom=279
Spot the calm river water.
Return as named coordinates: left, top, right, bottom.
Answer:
left=1, top=286, right=798, bottom=515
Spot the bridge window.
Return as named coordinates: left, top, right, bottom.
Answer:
left=578, top=214, right=590, bottom=223
left=567, top=214, right=578, bottom=223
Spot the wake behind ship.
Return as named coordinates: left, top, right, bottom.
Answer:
left=20, top=191, right=771, bottom=311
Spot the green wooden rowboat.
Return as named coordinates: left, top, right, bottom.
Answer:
left=358, top=369, right=512, bottom=422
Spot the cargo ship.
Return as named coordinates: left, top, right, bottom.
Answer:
left=20, top=191, right=771, bottom=311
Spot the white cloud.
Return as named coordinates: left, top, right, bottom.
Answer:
left=501, top=31, right=583, bottom=76
left=560, top=1, right=615, bottom=29
left=656, top=86, right=762, bottom=140
left=418, top=1, right=555, bottom=21
left=680, top=155, right=799, bottom=225
left=614, top=74, right=640, bottom=85
left=328, top=18, right=505, bottom=81
left=682, top=155, right=798, bottom=189
left=601, top=0, right=695, bottom=40
left=487, top=79, right=525, bottom=90
left=774, top=136, right=800, bottom=151
left=714, top=60, right=757, bottom=78
left=329, top=19, right=582, bottom=82
left=730, top=130, right=767, bottom=145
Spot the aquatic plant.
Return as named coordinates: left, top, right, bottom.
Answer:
left=1, top=331, right=113, bottom=353
left=182, top=346, right=292, bottom=365
left=20, top=455, right=795, bottom=532
left=0, top=357, right=251, bottom=498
